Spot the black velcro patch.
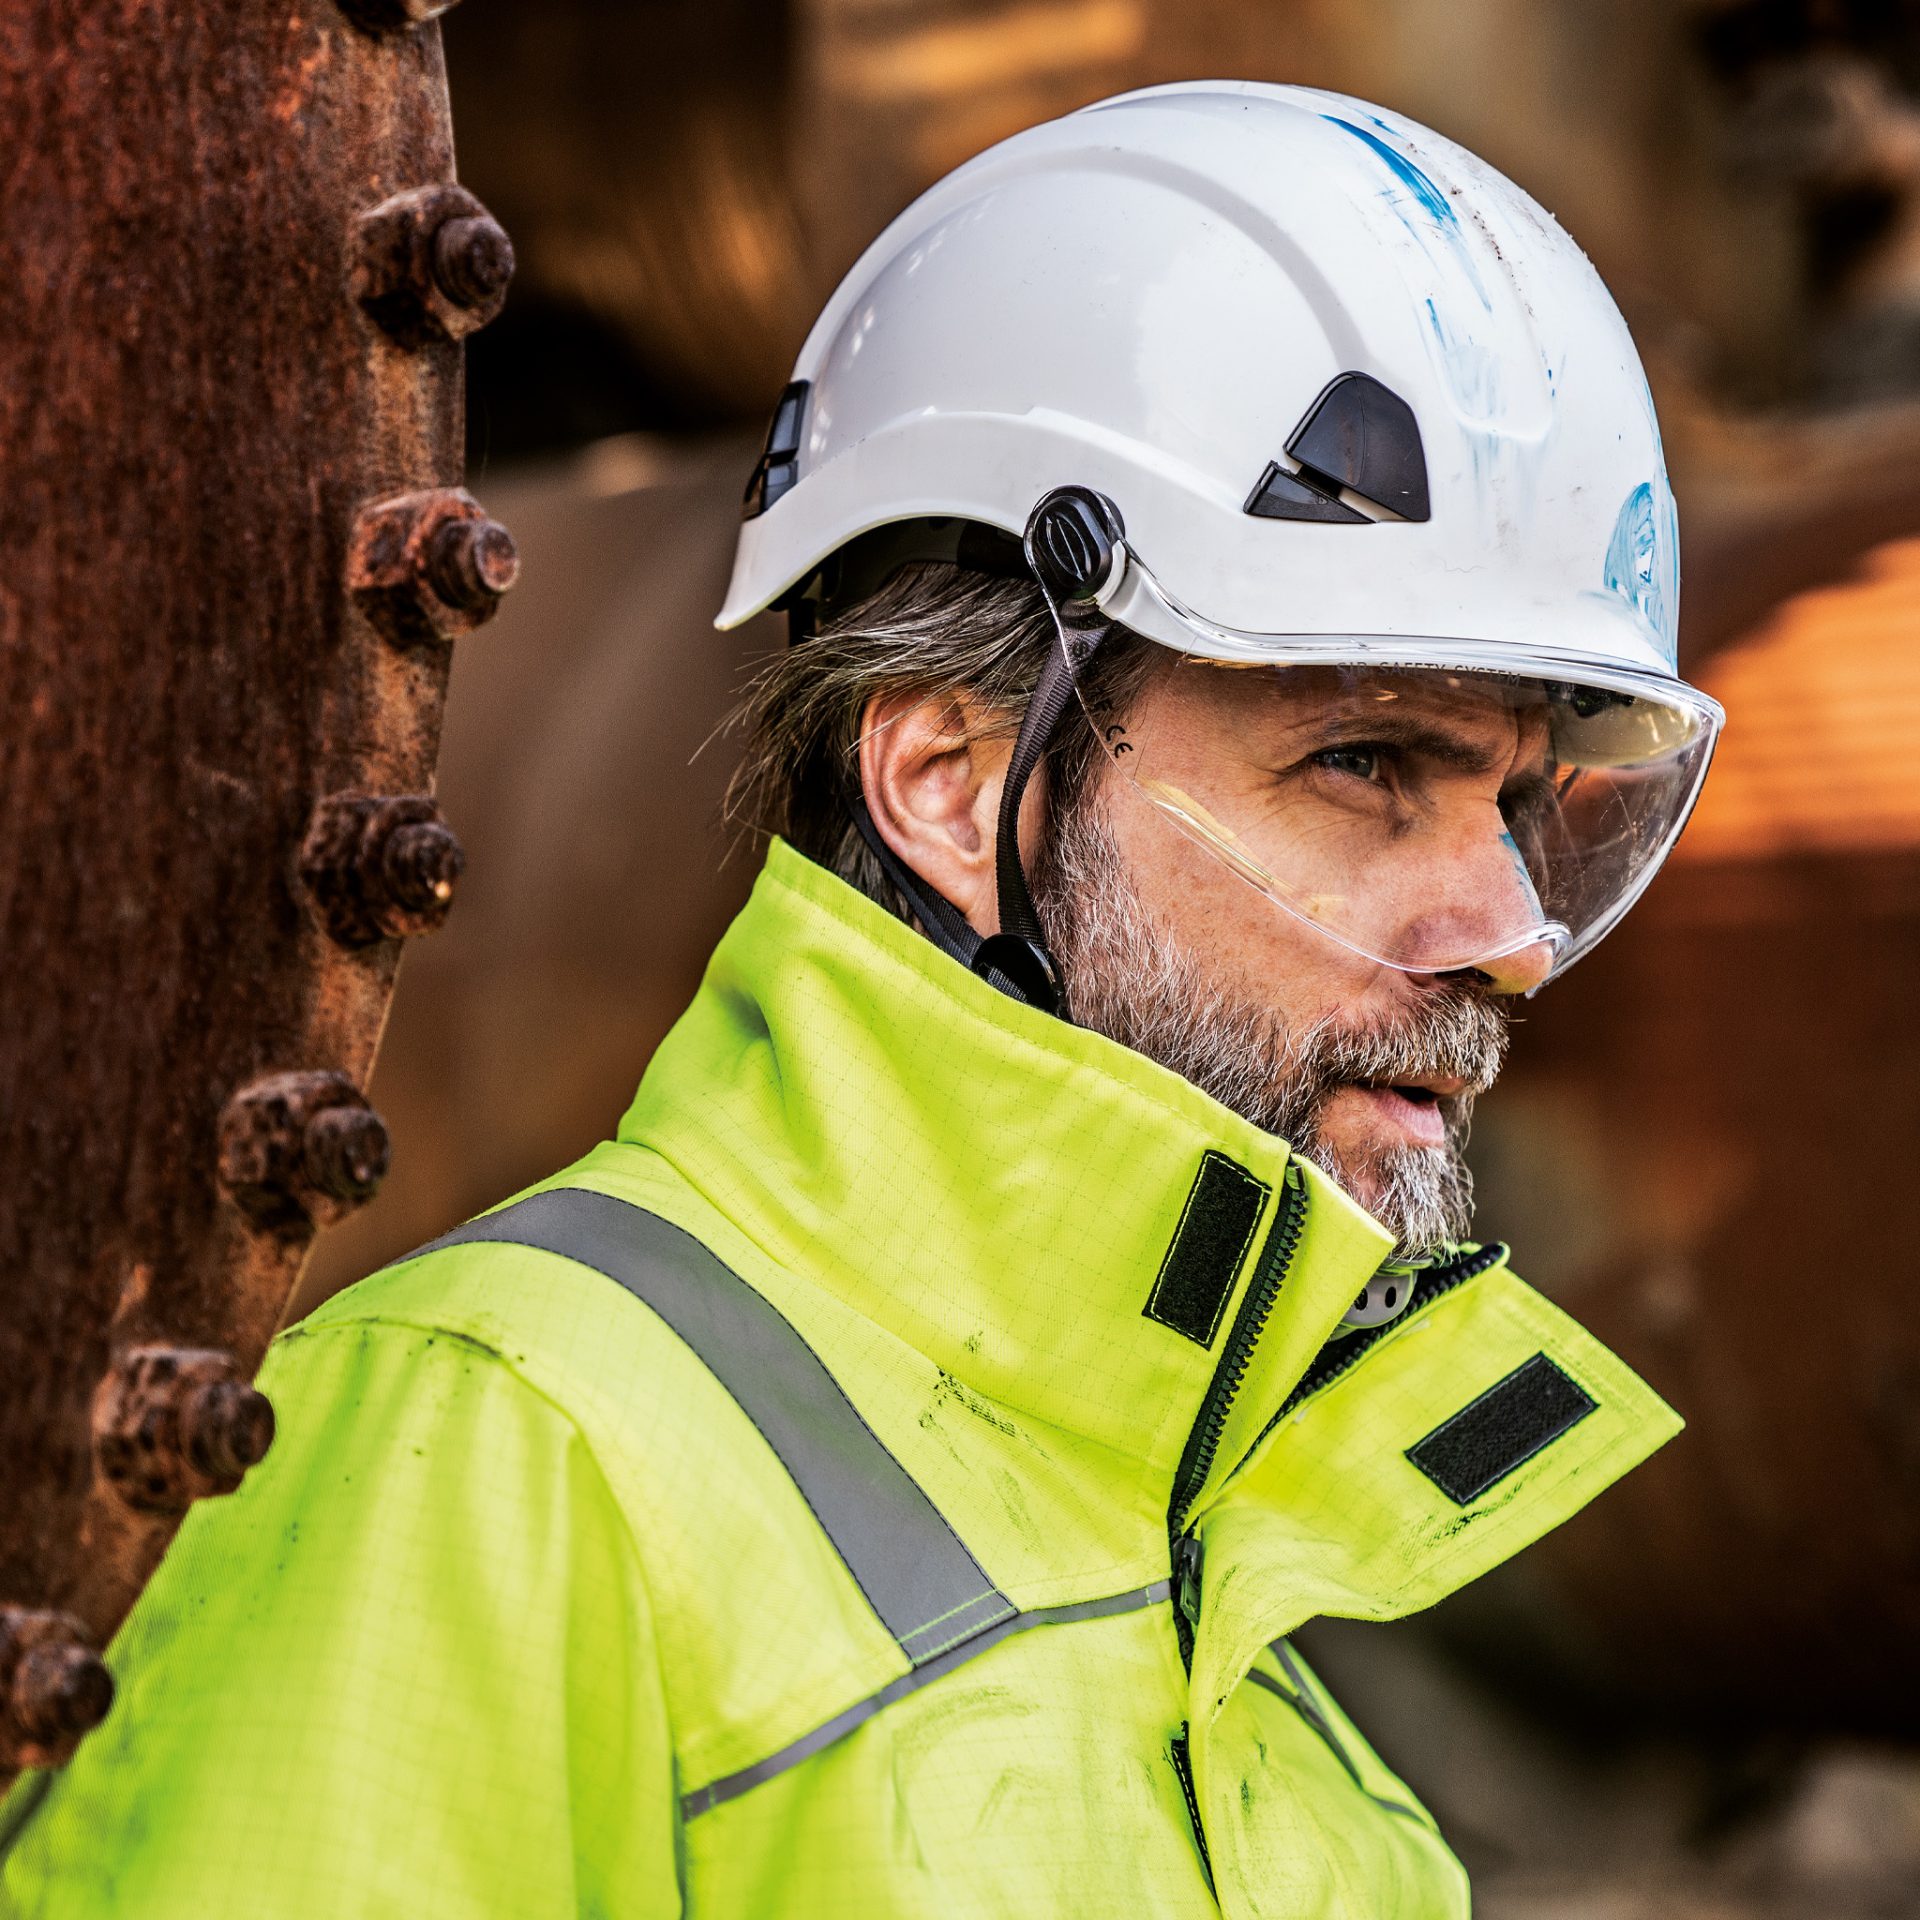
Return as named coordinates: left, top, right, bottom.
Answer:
left=1406, top=1353, right=1598, bottom=1505
left=1143, top=1152, right=1270, bottom=1348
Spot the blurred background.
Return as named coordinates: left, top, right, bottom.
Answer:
left=297, top=3, right=1920, bottom=1913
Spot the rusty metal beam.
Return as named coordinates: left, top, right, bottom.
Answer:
left=0, top=0, right=514, bottom=1774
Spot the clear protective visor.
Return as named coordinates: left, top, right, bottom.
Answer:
left=1049, top=550, right=1723, bottom=992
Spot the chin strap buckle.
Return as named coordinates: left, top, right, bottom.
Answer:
left=1341, top=1259, right=1420, bottom=1329
left=970, top=933, right=1063, bottom=1016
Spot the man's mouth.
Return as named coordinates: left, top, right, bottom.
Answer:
left=1342, top=1075, right=1466, bottom=1149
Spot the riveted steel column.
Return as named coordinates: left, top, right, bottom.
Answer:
left=0, top=0, right=512, bottom=1776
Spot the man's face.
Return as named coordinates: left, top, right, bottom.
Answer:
left=1036, top=658, right=1545, bottom=1255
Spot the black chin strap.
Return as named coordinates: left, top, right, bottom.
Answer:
left=843, top=790, right=1064, bottom=1007
left=843, top=789, right=980, bottom=968
left=841, top=487, right=1128, bottom=1019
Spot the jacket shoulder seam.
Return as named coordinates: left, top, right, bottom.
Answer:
left=268, top=1305, right=686, bottom=1792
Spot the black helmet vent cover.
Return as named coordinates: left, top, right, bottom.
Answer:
left=1244, top=371, right=1431, bottom=524
left=743, top=380, right=810, bottom=521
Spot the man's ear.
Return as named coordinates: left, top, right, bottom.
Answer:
left=859, top=690, right=1015, bottom=935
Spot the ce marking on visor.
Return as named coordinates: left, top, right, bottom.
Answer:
left=1086, top=688, right=1134, bottom=756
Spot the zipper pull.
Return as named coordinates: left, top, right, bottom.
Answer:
left=1174, top=1531, right=1204, bottom=1629
left=1341, top=1255, right=1420, bottom=1330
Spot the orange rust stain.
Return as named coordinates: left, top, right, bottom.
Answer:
left=271, top=39, right=334, bottom=125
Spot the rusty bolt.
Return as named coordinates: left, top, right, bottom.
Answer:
left=301, top=792, right=465, bottom=948
left=16, top=1644, right=113, bottom=1746
left=191, top=1380, right=277, bottom=1479
left=0, top=1609, right=113, bottom=1770
left=429, top=515, right=521, bottom=609
left=433, top=215, right=516, bottom=311
left=304, top=1105, right=391, bottom=1203
left=354, top=183, right=514, bottom=346
left=335, top=0, right=462, bottom=40
left=218, top=1070, right=392, bottom=1236
left=348, top=487, right=519, bottom=648
left=94, top=1346, right=275, bottom=1514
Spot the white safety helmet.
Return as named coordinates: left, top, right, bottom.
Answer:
left=720, top=81, right=1722, bottom=1010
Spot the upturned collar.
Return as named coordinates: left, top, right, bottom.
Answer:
left=620, top=840, right=1396, bottom=1509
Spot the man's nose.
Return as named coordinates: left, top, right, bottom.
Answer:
left=1454, top=935, right=1555, bottom=997
left=1406, top=814, right=1558, bottom=994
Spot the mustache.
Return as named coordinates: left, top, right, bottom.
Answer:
left=1279, top=993, right=1504, bottom=1256
left=1284, top=991, right=1509, bottom=1114
left=1239, top=988, right=1505, bottom=1149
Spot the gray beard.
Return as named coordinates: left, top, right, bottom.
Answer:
left=1035, top=803, right=1510, bottom=1257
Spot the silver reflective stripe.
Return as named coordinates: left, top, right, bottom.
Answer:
left=1248, top=1642, right=1422, bottom=1822
left=681, top=1580, right=1173, bottom=1819
left=416, top=1188, right=1015, bottom=1665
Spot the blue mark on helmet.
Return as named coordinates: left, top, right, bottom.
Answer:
left=1603, top=479, right=1680, bottom=666
left=1324, top=117, right=1456, bottom=226
left=1423, top=295, right=1501, bottom=433
left=1326, top=114, right=1490, bottom=323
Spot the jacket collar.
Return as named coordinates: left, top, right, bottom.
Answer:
left=620, top=840, right=1397, bottom=1517
left=620, top=842, right=1680, bottom=1676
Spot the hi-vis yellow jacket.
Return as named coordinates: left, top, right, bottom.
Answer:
left=1, top=842, right=1679, bottom=1918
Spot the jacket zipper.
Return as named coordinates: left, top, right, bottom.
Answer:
left=1216, top=1242, right=1507, bottom=1529
left=1169, top=1725, right=1215, bottom=1891
left=1166, top=1216, right=1508, bottom=1664
left=1167, top=1161, right=1308, bottom=1668
left=1158, top=1219, right=1498, bottom=1879
left=1271, top=1240, right=1507, bottom=1426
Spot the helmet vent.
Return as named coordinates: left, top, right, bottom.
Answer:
left=742, top=380, right=810, bottom=520
left=1245, top=371, right=1431, bottom=524
left=1244, top=461, right=1370, bottom=524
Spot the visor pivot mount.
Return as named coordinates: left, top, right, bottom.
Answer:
left=1024, top=487, right=1126, bottom=606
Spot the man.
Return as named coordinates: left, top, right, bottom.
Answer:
left=2, top=84, right=1720, bottom=1917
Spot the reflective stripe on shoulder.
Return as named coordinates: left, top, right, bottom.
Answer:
left=416, top=1189, right=1171, bottom=1816
left=417, top=1187, right=1016, bottom=1663
left=1247, top=1641, right=1421, bottom=1822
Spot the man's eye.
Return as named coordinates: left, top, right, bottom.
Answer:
left=1313, top=744, right=1382, bottom=781
left=1500, top=774, right=1557, bottom=829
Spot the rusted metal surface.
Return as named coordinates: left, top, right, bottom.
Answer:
left=0, top=0, right=511, bottom=1775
